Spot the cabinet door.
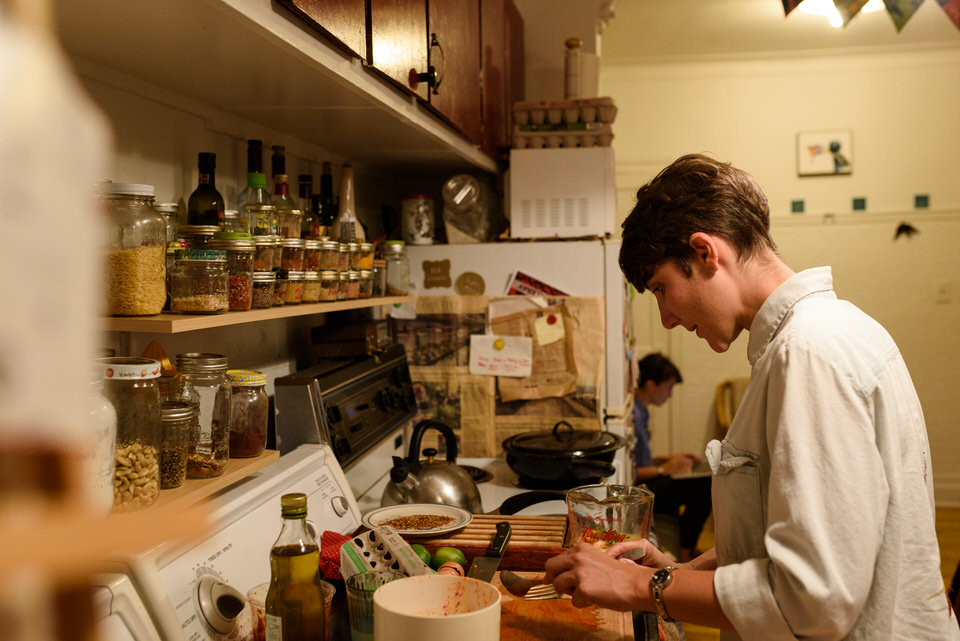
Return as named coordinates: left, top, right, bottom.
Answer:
left=277, top=0, right=367, bottom=60
left=368, top=0, right=429, bottom=101
left=480, top=0, right=524, bottom=160
left=428, top=0, right=482, bottom=144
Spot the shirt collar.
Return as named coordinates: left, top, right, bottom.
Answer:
left=747, top=266, right=836, bottom=365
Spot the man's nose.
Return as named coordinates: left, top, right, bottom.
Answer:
left=658, top=301, right=680, bottom=329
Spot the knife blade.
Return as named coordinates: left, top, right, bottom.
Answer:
left=466, top=521, right=512, bottom=582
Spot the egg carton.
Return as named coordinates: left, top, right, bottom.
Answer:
left=340, top=525, right=435, bottom=581
left=513, top=97, right=617, bottom=128
left=513, top=122, right=613, bottom=149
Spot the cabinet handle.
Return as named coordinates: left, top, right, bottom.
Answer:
left=413, top=33, right=444, bottom=95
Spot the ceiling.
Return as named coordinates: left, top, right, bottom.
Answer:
left=601, top=0, right=960, bottom=63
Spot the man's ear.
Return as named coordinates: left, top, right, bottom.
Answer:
left=688, top=232, right=720, bottom=272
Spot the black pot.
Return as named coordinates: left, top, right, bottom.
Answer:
left=501, top=421, right=626, bottom=490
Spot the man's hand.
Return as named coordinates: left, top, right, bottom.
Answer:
left=544, top=543, right=652, bottom=611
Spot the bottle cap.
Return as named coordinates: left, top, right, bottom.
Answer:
left=248, top=172, right=267, bottom=189
left=227, top=369, right=267, bottom=386
left=280, top=492, right=308, bottom=517
left=198, top=152, right=216, bottom=168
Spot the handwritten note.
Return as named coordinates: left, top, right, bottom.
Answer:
left=469, top=335, right=533, bottom=378
left=533, top=312, right=565, bottom=346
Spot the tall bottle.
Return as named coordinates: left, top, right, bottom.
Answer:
left=318, top=161, right=336, bottom=230
left=271, top=145, right=286, bottom=180
left=235, top=139, right=264, bottom=215
left=187, top=152, right=225, bottom=226
left=265, top=493, right=325, bottom=641
left=297, top=174, right=316, bottom=238
left=331, top=163, right=365, bottom=242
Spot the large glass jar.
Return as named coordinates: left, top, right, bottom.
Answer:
left=210, top=233, right=255, bottom=311
left=170, top=257, right=229, bottom=314
left=159, top=401, right=194, bottom=489
left=100, top=183, right=166, bottom=316
left=173, top=353, right=231, bottom=479
left=384, top=240, right=411, bottom=296
left=226, top=370, right=269, bottom=458
left=96, top=357, right=161, bottom=512
left=87, top=374, right=117, bottom=515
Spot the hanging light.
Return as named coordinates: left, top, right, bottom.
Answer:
left=797, top=0, right=885, bottom=27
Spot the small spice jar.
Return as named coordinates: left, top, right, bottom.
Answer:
left=302, top=271, right=322, bottom=303
left=278, top=209, right=304, bottom=239
left=253, top=235, right=275, bottom=271
left=159, top=401, right=194, bottom=489
left=273, top=270, right=289, bottom=306
left=319, top=239, right=340, bottom=271
left=346, top=270, right=361, bottom=300
left=176, top=224, right=219, bottom=250
left=285, top=271, right=305, bottom=304
left=281, top=238, right=306, bottom=271
left=222, top=209, right=247, bottom=234
left=304, top=239, right=323, bottom=272
left=337, top=271, right=349, bottom=300
left=154, top=202, right=180, bottom=246
left=226, top=370, right=269, bottom=458
left=170, top=255, right=229, bottom=314
left=318, top=270, right=339, bottom=302
left=359, top=269, right=374, bottom=298
left=344, top=242, right=360, bottom=270
left=271, top=236, right=283, bottom=271
left=357, top=242, right=375, bottom=270
left=252, top=271, right=276, bottom=309
left=210, top=233, right=255, bottom=311
left=172, top=353, right=231, bottom=479
left=337, top=243, right=350, bottom=272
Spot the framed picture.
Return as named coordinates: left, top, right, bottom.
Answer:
left=796, top=129, right=853, bottom=176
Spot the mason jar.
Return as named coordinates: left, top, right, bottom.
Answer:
left=318, top=239, right=340, bottom=271
left=304, top=239, right=323, bottom=272
left=346, top=270, right=361, bottom=300
left=359, top=269, right=374, bottom=299
left=172, top=353, right=231, bottom=478
left=154, top=201, right=180, bottom=246
left=226, top=370, right=269, bottom=458
left=253, top=235, right=275, bottom=271
left=302, top=271, right=321, bottom=303
left=176, top=224, right=220, bottom=250
left=345, top=242, right=361, bottom=270
left=159, top=401, right=194, bottom=489
left=252, top=271, right=276, bottom=309
left=281, top=238, right=306, bottom=271
left=337, top=242, right=350, bottom=272
left=285, top=270, right=305, bottom=304
left=318, top=270, right=339, bottom=302
left=358, top=242, right=375, bottom=270
left=278, top=209, right=304, bottom=239
left=273, top=270, right=289, bottom=306
left=100, top=183, right=166, bottom=316
left=210, top=233, right=255, bottom=311
left=170, top=257, right=229, bottom=314
left=87, top=373, right=117, bottom=515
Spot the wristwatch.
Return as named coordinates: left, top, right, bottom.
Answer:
left=650, top=566, right=677, bottom=621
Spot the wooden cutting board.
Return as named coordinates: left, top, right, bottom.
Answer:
left=406, top=514, right=567, bottom=571
left=492, top=571, right=634, bottom=641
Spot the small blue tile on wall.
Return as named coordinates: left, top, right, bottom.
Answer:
left=853, top=197, right=866, bottom=211
left=914, top=194, right=929, bottom=209
left=791, top=200, right=804, bottom=214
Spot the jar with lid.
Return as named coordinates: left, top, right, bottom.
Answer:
left=172, top=353, right=231, bottom=478
left=176, top=224, right=220, bottom=250
left=359, top=269, right=374, bottom=299
left=319, top=239, right=340, bottom=271
left=170, top=256, right=229, bottom=314
left=358, top=242, right=375, bottom=270
left=304, top=239, right=322, bottom=272
left=222, top=209, right=247, bottom=234
left=372, top=258, right=386, bottom=297
left=346, top=270, right=361, bottom=300
left=318, top=270, right=339, bottom=302
left=164, top=240, right=186, bottom=311
left=384, top=240, right=411, bottom=296
left=154, top=201, right=180, bottom=246
left=86, top=372, right=117, bottom=515
left=99, top=183, right=167, bottom=316
left=210, top=233, right=255, bottom=311
left=271, top=236, right=284, bottom=271
left=253, top=235, right=275, bottom=271
left=345, top=242, right=361, bottom=270
left=226, top=370, right=269, bottom=458
left=273, top=270, right=289, bottom=306
left=159, top=401, right=194, bottom=489
left=337, top=242, right=350, bottom=272
left=252, top=271, right=276, bottom=309
left=337, top=271, right=349, bottom=300
left=285, top=271, right=305, bottom=304
left=96, top=357, right=161, bottom=511
left=281, top=238, right=306, bottom=270
left=278, top=209, right=304, bottom=239
left=302, top=271, right=322, bottom=303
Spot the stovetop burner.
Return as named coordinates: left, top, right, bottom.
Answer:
left=460, top=464, right=493, bottom=484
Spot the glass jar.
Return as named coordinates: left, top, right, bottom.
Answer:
left=318, top=270, right=339, bottom=302
left=226, top=370, right=269, bottom=458
left=285, top=271, right=305, bottom=304
left=304, top=239, right=322, bottom=272
left=358, top=242, right=375, bottom=270
left=302, top=271, right=321, bottom=303
left=87, top=374, right=117, bottom=515
left=372, top=258, right=387, bottom=297
left=100, top=183, right=167, bottom=316
left=159, top=401, right=194, bottom=489
left=281, top=238, right=306, bottom=271
left=248, top=204, right=278, bottom=237
left=222, top=209, right=247, bottom=233
left=278, top=209, right=304, bottom=239
left=210, top=233, right=256, bottom=311
left=337, top=271, right=349, bottom=300
left=172, top=353, right=231, bottom=479
left=252, top=271, right=276, bottom=309
left=359, top=269, right=374, bottom=299
left=170, top=257, right=229, bottom=314
left=176, top=224, right=220, bottom=250
left=384, top=240, right=411, bottom=296
left=346, top=270, right=361, bottom=300
left=273, top=270, right=289, bottom=306
left=345, top=242, right=361, bottom=270
left=337, top=242, right=350, bottom=272
left=319, top=239, right=340, bottom=271
left=154, top=201, right=180, bottom=246
left=253, top=235, right=275, bottom=271
left=96, top=357, right=161, bottom=512
left=271, top=236, right=284, bottom=271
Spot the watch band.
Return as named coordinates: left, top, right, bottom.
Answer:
left=651, top=566, right=677, bottom=621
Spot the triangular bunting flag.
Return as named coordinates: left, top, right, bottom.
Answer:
left=783, top=0, right=805, bottom=15
left=833, top=0, right=872, bottom=25
left=937, top=0, right=960, bottom=29
left=883, top=0, right=924, bottom=31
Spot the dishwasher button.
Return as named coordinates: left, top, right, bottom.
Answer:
left=331, top=495, right=350, bottom=517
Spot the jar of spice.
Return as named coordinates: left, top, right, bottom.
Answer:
left=176, top=224, right=219, bottom=250
left=304, top=239, right=322, bottom=272
left=285, top=271, right=305, bottom=304
left=226, top=370, right=269, bottom=458
left=278, top=209, right=304, bottom=239
left=346, top=270, right=361, bottom=300
left=372, top=258, right=387, bottom=297
left=384, top=240, right=411, bottom=296
left=172, top=353, right=231, bottom=479
left=281, top=238, right=306, bottom=271
left=337, top=242, right=350, bottom=272
left=318, top=270, right=339, bottom=302
left=359, top=269, right=374, bottom=299
left=170, top=256, right=229, bottom=314
left=252, top=271, right=276, bottom=309
left=100, top=183, right=167, bottom=316
left=210, top=233, right=256, bottom=311
left=273, top=270, right=289, bottom=306
left=302, top=271, right=321, bottom=303
left=337, top=271, right=349, bottom=300
left=271, top=236, right=283, bottom=271
left=222, top=209, right=247, bottom=234
left=159, top=401, right=194, bottom=489
left=253, top=235, right=275, bottom=271
left=345, top=242, right=361, bottom=270
left=96, top=357, right=161, bottom=512
left=319, top=239, right=340, bottom=271
left=358, top=242, right=375, bottom=270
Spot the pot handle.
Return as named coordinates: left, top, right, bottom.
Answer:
left=552, top=420, right=574, bottom=441
left=570, top=459, right=616, bottom=480
left=407, top=419, right=459, bottom=463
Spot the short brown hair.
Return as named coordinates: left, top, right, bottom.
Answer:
left=619, top=154, right=777, bottom=292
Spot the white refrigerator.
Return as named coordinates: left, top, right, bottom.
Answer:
left=405, top=239, right=636, bottom=485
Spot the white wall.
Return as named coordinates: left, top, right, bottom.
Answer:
left=602, top=47, right=960, bottom=504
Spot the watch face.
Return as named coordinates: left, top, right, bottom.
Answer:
left=652, top=567, right=673, bottom=586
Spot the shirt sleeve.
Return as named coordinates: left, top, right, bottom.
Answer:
left=715, top=339, right=890, bottom=641
left=632, top=405, right=653, bottom=468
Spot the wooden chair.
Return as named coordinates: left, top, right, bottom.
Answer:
left=716, top=377, right=750, bottom=436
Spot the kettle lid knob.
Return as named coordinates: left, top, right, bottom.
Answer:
left=422, top=447, right=438, bottom=463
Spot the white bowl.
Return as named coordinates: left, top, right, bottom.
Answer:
left=373, top=575, right=500, bottom=641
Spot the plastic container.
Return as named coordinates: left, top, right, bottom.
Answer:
left=100, top=183, right=167, bottom=316
left=210, top=233, right=256, bottom=311
left=318, top=271, right=339, bottom=302
left=226, top=370, right=269, bottom=458
left=302, top=271, right=322, bottom=303
left=383, top=241, right=411, bottom=296
left=285, top=271, right=305, bottom=304
left=170, top=257, right=229, bottom=314
left=159, top=401, right=194, bottom=489
left=96, top=357, right=161, bottom=511
left=172, top=353, right=231, bottom=479
left=281, top=238, right=306, bottom=271
left=252, top=271, right=276, bottom=309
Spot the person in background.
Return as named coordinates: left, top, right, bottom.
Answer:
left=632, top=353, right=711, bottom=564
left=544, top=153, right=959, bottom=640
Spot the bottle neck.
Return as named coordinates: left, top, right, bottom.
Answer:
left=274, top=514, right=314, bottom=548
left=275, top=181, right=290, bottom=197
left=199, top=169, right=216, bottom=186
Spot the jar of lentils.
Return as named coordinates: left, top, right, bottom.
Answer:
left=226, top=370, right=269, bottom=458
left=172, top=353, right=231, bottom=479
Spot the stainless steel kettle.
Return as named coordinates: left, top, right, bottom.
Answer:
left=381, top=420, right=484, bottom=513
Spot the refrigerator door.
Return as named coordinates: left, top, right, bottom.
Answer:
left=602, top=239, right=632, bottom=414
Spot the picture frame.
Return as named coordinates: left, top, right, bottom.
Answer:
left=796, top=129, right=853, bottom=176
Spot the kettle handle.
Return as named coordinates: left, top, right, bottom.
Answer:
left=408, top=419, right=459, bottom=463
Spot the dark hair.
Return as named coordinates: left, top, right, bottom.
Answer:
left=619, top=153, right=777, bottom=292
left=637, top=353, right=682, bottom=386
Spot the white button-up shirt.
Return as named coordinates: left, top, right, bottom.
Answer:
left=710, top=267, right=958, bottom=640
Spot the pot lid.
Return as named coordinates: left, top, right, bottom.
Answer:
left=503, top=421, right=623, bottom=456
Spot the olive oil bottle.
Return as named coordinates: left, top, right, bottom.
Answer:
left=265, top=493, right=325, bottom=641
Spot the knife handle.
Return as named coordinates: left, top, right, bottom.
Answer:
left=491, top=521, right=512, bottom=557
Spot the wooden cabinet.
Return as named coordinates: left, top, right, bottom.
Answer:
left=277, top=0, right=367, bottom=60
left=368, top=0, right=429, bottom=101
left=426, top=0, right=483, bottom=144
left=481, top=0, right=525, bottom=160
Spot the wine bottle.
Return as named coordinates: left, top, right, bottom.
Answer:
left=265, top=493, right=325, bottom=641
left=271, top=145, right=286, bottom=180
left=318, top=161, right=336, bottom=229
left=297, top=174, right=315, bottom=238
left=235, top=139, right=264, bottom=215
left=186, top=152, right=225, bottom=226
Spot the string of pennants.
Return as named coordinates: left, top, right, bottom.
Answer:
left=782, top=0, right=960, bottom=31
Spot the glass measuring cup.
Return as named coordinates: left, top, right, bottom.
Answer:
left=565, top=484, right=654, bottom=560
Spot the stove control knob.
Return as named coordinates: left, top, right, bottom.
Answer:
left=196, top=574, right=245, bottom=635
left=331, top=495, right=350, bottom=517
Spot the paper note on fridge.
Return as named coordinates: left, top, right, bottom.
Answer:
left=469, top=335, right=533, bottom=377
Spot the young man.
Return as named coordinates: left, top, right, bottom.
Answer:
left=544, top=154, right=959, bottom=640
left=632, top=353, right=711, bottom=563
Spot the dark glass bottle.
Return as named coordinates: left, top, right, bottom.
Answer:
left=271, top=145, right=286, bottom=180
left=318, top=161, right=336, bottom=229
left=187, top=152, right=225, bottom=226
left=298, top=174, right=316, bottom=238
left=265, top=493, right=325, bottom=641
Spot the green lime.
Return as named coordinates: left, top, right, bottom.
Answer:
left=430, top=546, right=466, bottom=571
left=410, top=543, right=432, bottom=566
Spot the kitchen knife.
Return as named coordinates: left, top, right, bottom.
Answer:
left=466, top=521, right=512, bottom=582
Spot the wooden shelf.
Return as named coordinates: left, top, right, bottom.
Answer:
left=103, top=296, right=413, bottom=334
left=150, top=450, right=280, bottom=513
